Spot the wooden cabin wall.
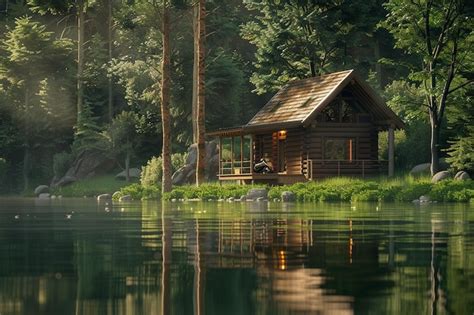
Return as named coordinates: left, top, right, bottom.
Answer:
left=303, top=122, right=380, bottom=178
left=285, top=128, right=304, bottom=175
left=254, top=128, right=304, bottom=175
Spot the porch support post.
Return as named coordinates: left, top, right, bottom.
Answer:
left=388, top=124, right=395, bottom=177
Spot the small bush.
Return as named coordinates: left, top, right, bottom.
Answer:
left=396, top=183, right=431, bottom=201
left=141, top=153, right=188, bottom=187
left=115, top=183, right=161, bottom=200
left=429, top=180, right=474, bottom=202
left=352, top=190, right=380, bottom=202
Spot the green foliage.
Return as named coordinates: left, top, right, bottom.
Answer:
left=53, top=151, right=73, bottom=178
left=163, top=184, right=263, bottom=201
left=242, top=0, right=382, bottom=94
left=114, top=183, right=161, bottom=201
left=430, top=180, right=474, bottom=202
left=72, top=102, right=110, bottom=154
left=445, top=129, right=474, bottom=173
left=140, top=153, right=187, bottom=187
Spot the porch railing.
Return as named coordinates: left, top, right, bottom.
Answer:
left=219, top=159, right=252, bottom=175
left=306, top=159, right=388, bottom=180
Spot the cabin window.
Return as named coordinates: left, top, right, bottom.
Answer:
left=324, top=138, right=355, bottom=161
left=219, top=135, right=253, bottom=175
left=317, top=98, right=359, bottom=123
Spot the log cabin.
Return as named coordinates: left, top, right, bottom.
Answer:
left=207, top=70, right=404, bottom=184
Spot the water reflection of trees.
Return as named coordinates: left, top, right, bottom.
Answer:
left=0, top=202, right=473, bottom=314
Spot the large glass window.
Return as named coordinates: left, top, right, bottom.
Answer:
left=324, top=138, right=355, bottom=161
left=219, top=135, right=253, bottom=175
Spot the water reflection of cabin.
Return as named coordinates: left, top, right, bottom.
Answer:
left=208, top=70, right=404, bottom=184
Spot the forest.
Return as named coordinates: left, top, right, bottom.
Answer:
left=0, top=0, right=472, bottom=194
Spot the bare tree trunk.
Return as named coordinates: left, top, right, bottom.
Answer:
left=125, top=151, right=130, bottom=182
left=23, top=88, right=30, bottom=193
left=161, top=1, right=172, bottom=193
left=195, top=0, right=206, bottom=186
left=430, top=112, right=440, bottom=175
left=107, top=0, right=113, bottom=121
left=77, top=0, right=85, bottom=124
left=192, top=4, right=198, bottom=143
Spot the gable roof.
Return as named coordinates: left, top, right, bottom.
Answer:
left=245, top=69, right=404, bottom=130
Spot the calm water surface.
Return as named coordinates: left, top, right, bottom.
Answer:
left=0, top=198, right=473, bottom=315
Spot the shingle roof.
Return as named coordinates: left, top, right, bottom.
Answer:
left=245, top=69, right=404, bottom=130
left=247, top=70, right=353, bottom=127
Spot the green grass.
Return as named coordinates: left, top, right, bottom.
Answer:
left=51, top=175, right=135, bottom=197
left=159, top=175, right=473, bottom=203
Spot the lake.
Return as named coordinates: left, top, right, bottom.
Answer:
left=0, top=198, right=473, bottom=315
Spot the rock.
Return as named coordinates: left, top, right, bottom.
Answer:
left=34, top=185, right=49, bottom=195
left=115, top=168, right=141, bottom=180
left=171, top=199, right=177, bottom=202
left=246, top=188, right=268, bottom=200
left=227, top=197, right=235, bottom=202
left=410, top=163, right=431, bottom=176
left=412, top=199, right=420, bottom=204
left=454, top=171, right=470, bottom=181
left=432, top=171, right=451, bottom=183
left=112, top=191, right=121, bottom=199
left=239, top=195, right=247, bottom=202
left=38, top=193, right=50, bottom=199
left=256, top=197, right=267, bottom=202
left=419, top=195, right=430, bottom=203
left=273, top=198, right=280, bottom=202
left=119, top=195, right=132, bottom=202
left=97, top=194, right=112, bottom=202
left=52, top=150, right=116, bottom=187
left=51, top=195, right=57, bottom=199
left=281, top=191, right=296, bottom=202
left=218, top=198, right=224, bottom=202
left=173, top=141, right=219, bottom=186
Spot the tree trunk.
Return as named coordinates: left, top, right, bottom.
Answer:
left=195, top=0, right=206, bottom=186
left=107, top=0, right=113, bottom=121
left=23, top=88, right=30, bottom=193
left=23, top=146, right=30, bottom=193
left=430, top=113, right=440, bottom=176
left=161, top=1, right=172, bottom=193
left=192, top=4, right=198, bottom=143
left=125, top=151, right=130, bottom=182
left=77, top=0, right=85, bottom=124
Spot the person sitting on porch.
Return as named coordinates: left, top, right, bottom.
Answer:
left=254, top=154, right=273, bottom=174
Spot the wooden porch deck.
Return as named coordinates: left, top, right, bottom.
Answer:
left=218, top=173, right=307, bottom=185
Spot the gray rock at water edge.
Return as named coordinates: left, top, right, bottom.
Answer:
left=256, top=197, right=267, bottom=202
left=34, top=185, right=49, bottom=195
left=119, top=195, right=132, bottom=202
left=419, top=195, right=430, bottom=203
left=97, top=194, right=112, bottom=202
left=454, top=171, right=470, bottom=181
left=410, top=163, right=431, bottom=176
left=281, top=191, right=296, bottom=202
left=432, top=171, right=451, bottom=183
left=51, top=195, right=57, bottom=199
left=239, top=195, right=247, bottom=202
left=412, top=199, right=421, bottom=204
left=171, top=199, right=177, bottom=202
left=227, top=197, right=235, bottom=202
left=38, top=193, right=50, bottom=199
left=273, top=198, right=280, bottom=202
left=115, top=168, right=141, bottom=180
left=246, top=188, right=268, bottom=200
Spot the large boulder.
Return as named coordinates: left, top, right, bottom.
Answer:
left=281, top=191, right=296, bottom=202
left=172, top=141, right=219, bottom=185
left=115, top=168, right=141, bottom=180
left=52, top=150, right=116, bottom=187
left=410, top=163, right=431, bottom=176
left=246, top=188, right=268, bottom=200
left=38, top=193, right=50, bottom=199
left=34, top=185, right=49, bottom=195
left=454, top=171, right=470, bottom=181
left=432, top=171, right=451, bottom=183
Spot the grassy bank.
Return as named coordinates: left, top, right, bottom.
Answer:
left=50, top=175, right=134, bottom=197
left=158, top=176, right=474, bottom=203
left=47, top=174, right=474, bottom=203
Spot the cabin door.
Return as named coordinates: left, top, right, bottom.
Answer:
left=273, top=130, right=287, bottom=173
